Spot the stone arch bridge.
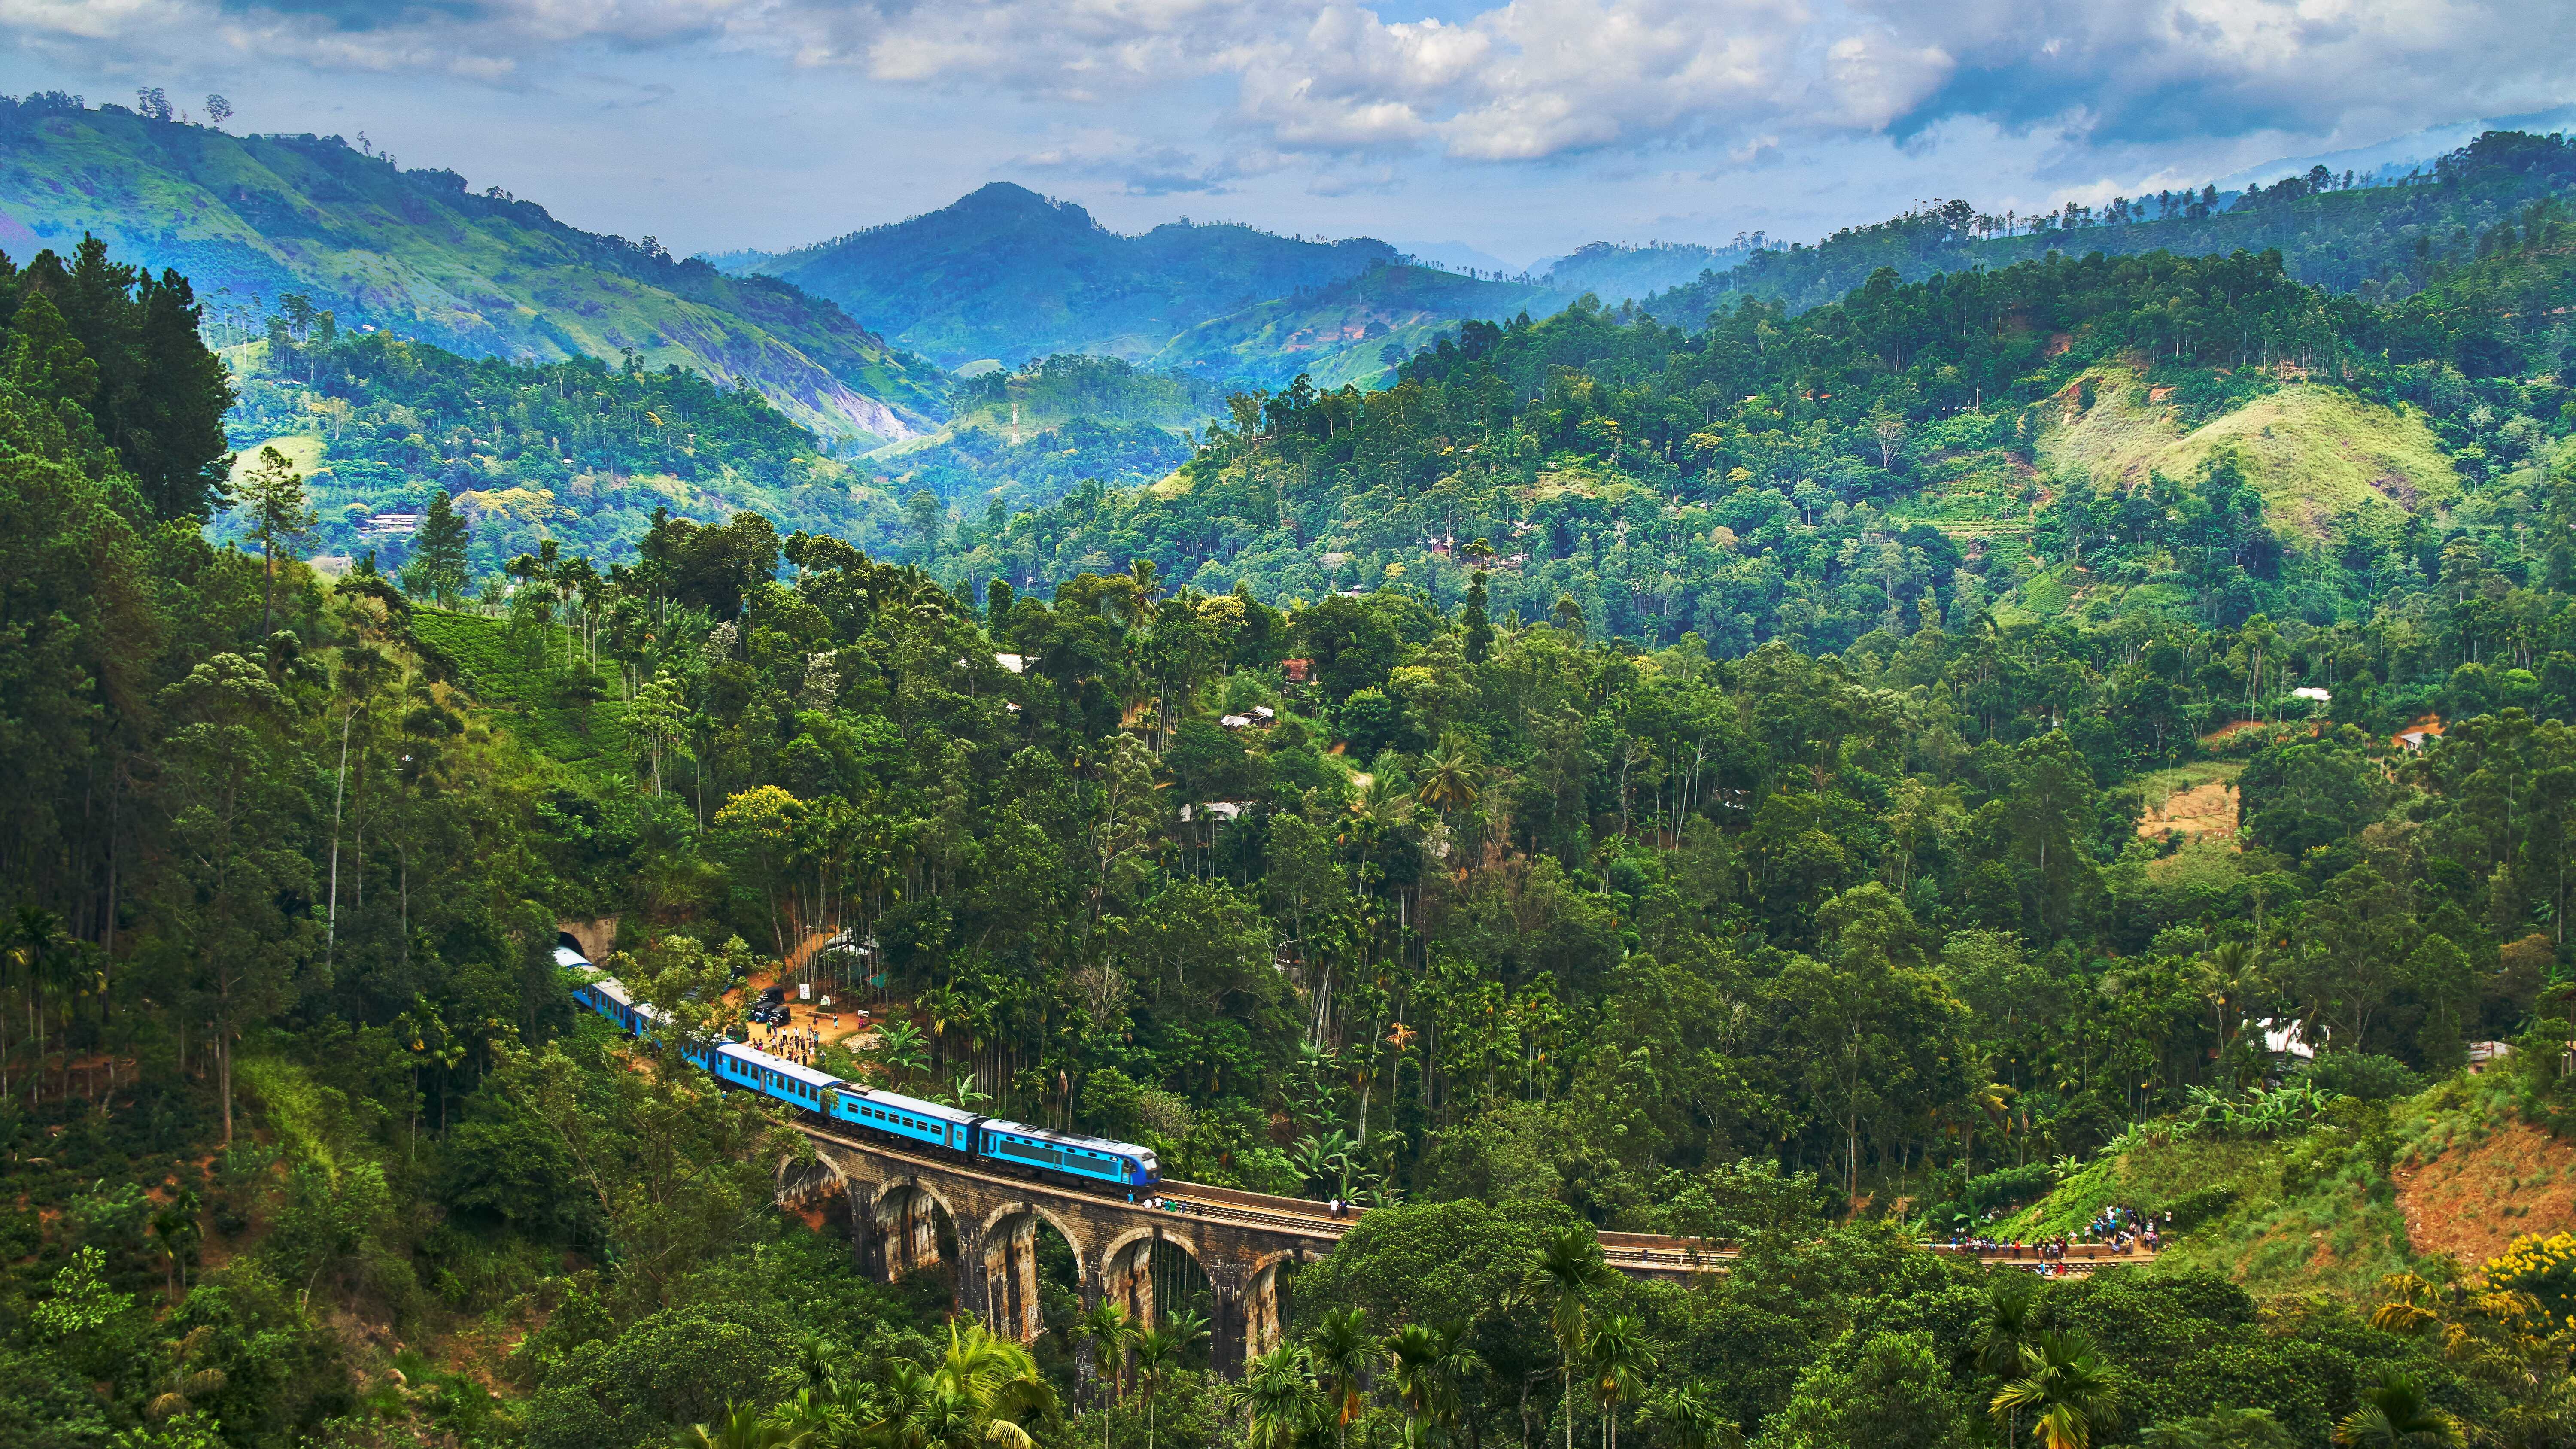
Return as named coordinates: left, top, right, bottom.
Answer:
left=781, top=1124, right=1717, bottom=1376
left=783, top=1127, right=2145, bottom=1377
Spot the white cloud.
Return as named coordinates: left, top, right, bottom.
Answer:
left=3, top=0, right=2568, bottom=168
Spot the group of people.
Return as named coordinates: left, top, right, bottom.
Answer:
left=1128, top=1194, right=1195, bottom=1215
left=757, top=1015, right=828, bottom=1067
left=2087, top=1205, right=2167, bottom=1255
left=1941, top=1212, right=2168, bottom=1263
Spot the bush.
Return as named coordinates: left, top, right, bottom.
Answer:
left=2165, top=1185, right=2242, bottom=1233
left=522, top=1303, right=788, bottom=1449
left=1966, top=1163, right=2057, bottom=1211
left=2295, top=1053, right=2423, bottom=1103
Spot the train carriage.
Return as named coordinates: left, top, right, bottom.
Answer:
left=554, top=941, right=1157, bottom=1191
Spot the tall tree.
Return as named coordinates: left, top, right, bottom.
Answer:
left=1517, top=1226, right=1616, bottom=1449
left=404, top=490, right=472, bottom=605
left=235, top=445, right=315, bottom=633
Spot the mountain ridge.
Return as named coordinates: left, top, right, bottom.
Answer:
left=0, top=97, right=948, bottom=441
left=743, top=182, right=1405, bottom=371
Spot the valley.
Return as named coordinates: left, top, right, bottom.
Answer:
left=9, top=79, right=2576, bottom=1449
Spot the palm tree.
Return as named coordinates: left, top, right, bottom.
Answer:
left=2198, top=941, right=2264, bottom=1066
left=149, top=1189, right=203, bottom=1301
left=1308, top=1306, right=1374, bottom=1449
left=1648, top=1382, right=1741, bottom=1449
left=1133, top=1327, right=1182, bottom=1449
left=1964, top=1273, right=2042, bottom=1443
left=8, top=905, right=70, bottom=1105
left=791, top=1331, right=841, bottom=1394
left=1417, top=740, right=1483, bottom=820
left=1077, top=1300, right=1136, bottom=1427
left=1517, top=1226, right=1617, bottom=1449
left=674, top=1400, right=814, bottom=1449
left=867, top=1321, right=1056, bottom=1449
left=1586, top=1314, right=1656, bottom=1449
left=1229, top=1343, right=1323, bottom=1449
left=1990, top=1330, right=2126, bottom=1449
left=2333, top=1374, right=2463, bottom=1447
left=1386, top=1321, right=1483, bottom=1449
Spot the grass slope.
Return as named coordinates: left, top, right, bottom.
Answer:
left=0, top=102, right=947, bottom=441
left=411, top=609, right=631, bottom=780
left=1996, top=1071, right=2570, bottom=1301
left=2041, top=369, right=2461, bottom=538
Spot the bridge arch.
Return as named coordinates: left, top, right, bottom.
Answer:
left=976, top=1199, right=1090, bottom=1345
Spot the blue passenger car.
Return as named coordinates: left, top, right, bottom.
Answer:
left=978, top=1118, right=1158, bottom=1188
left=555, top=941, right=1159, bottom=1190
left=829, top=1086, right=977, bottom=1152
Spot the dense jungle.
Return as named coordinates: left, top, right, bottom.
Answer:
left=11, top=132, right=2576, bottom=1449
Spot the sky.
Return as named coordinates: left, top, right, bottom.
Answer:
left=1, top=0, right=2570, bottom=269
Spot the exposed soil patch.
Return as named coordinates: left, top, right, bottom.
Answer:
left=2395, top=1115, right=2576, bottom=1269
left=2140, top=778, right=2239, bottom=845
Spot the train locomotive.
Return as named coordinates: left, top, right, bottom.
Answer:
left=559, top=945, right=1160, bottom=1193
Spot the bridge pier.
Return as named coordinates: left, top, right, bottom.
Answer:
left=1244, top=1259, right=1284, bottom=1359
left=980, top=1216, right=1043, bottom=1343
left=1206, top=1264, right=1245, bottom=1375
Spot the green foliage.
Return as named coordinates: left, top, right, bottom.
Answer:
left=520, top=1303, right=789, bottom=1449
left=1755, top=1329, right=1969, bottom=1449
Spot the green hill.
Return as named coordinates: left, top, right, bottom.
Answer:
left=0, top=95, right=948, bottom=442
left=1148, top=261, right=1546, bottom=389
left=746, top=183, right=1407, bottom=371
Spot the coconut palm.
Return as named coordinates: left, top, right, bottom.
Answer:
left=1307, top=1306, right=1374, bottom=1449
left=2197, top=941, right=2264, bottom=1057
left=1229, top=1343, right=1323, bottom=1449
left=1516, top=1226, right=1617, bottom=1449
left=1586, top=1313, right=1656, bottom=1449
left=2333, top=1374, right=2463, bottom=1447
left=1989, top=1330, right=2126, bottom=1449
left=1417, top=741, right=1483, bottom=818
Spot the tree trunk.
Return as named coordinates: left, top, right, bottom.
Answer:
left=328, top=704, right=354, bottom=959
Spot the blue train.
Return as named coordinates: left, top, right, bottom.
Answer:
left=558, top=945, right=1160, bottom=1193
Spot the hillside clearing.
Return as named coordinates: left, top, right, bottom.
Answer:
left=2040, top=370, right=2459, bottom=539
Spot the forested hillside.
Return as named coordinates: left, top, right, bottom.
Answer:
left=17, top=137, right=2576, bottom=1449
left=1641, top=130, right=2576, bottom=322
left=949, top=177, right=2570, bottom=703
left=219, top=325, right=1236, bottom=573
left=0, top=93, right=949, bottom=441
left=221, top=317, right=893, bottom=572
